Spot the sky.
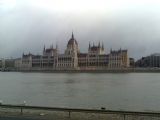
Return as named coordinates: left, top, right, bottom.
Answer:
left=0, top=0, right=160, bottom=60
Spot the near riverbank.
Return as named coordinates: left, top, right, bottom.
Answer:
left=0, top=108, right=160, bottom=120
left=0, top=105, right=160, bottom=120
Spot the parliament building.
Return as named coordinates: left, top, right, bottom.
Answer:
left=18, top=33, right=130, bottom=70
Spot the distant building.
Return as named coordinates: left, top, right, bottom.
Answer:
left=19, top=33, right=130, bottom=70
left=21, top=53, right=32, bottom=70
left=135, top=53, right=160, bottom=68
left=108, top=49, right=129, bottom=68
left=78, top=42, right=108, bottom=70
left=129, top=58, right=135, bottom=67
left=88, top=42, right=105, bottom=55
left=14, top=58, right=22, bottom=70
left=0, top=58, right=15, bottom=71
left=0, top=58, right=5, bottom=69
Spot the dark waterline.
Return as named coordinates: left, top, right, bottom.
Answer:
left=0, top=72, right=160, bottom=112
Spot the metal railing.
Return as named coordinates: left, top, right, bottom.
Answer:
left=0, top=104, right=160, bottom=119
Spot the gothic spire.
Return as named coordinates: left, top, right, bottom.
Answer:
left=51, top=44, right=53, bottom=49
left=102, top=42, right=104, bottom=50
left=98, top=41, right=100, bottom=48
left=43, top=45, right=45, bottom=52
left=56, top=43, right=58, bottom=50
left=89, top=41, right=91, bottom=49
left=110, top=48, right=112, bottom=53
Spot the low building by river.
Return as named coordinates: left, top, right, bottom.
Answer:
left=0, top=58, right=15, bottom=71
left=136, top=53, right=160, bottom=68
left=15, top=33, right=130, bottom=71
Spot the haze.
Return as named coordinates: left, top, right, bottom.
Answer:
left=0, top=0, right=160, bottom=59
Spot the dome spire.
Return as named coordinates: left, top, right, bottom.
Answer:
left=72, top=31, right=74, bottom=39
left=67, top=32, right=78, bottom=46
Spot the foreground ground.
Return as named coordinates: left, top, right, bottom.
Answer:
left=0, top=116, right=43, bottom=120
left=0, top=107, right=160, bottom=120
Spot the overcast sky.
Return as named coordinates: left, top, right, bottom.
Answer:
left=1, top=0, right=160, bottom=59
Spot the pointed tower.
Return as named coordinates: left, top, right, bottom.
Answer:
left=102, top=42, right=104, bottom=50
left=22, top=52, right=24, bottom=57
left=56, top=43, right=58, bottom=50
left=72, top=31, right=74, bottom=39
left=98, top=41, right=100, bottom=48
left=43, top=45, right=46, bottom=56
left=110, top=48, right=112, bottom=53
left=88, top=41, right=91, bottom=53
left=89, top=42, right=91, bottom=49
left=43, top=45, right=45, bottom=52
left=51, top=44, right=53, bottom=49
left=56, top=43, right=58, bottom=55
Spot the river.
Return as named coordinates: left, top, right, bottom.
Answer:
left=0, top=72, right=160, bottom=112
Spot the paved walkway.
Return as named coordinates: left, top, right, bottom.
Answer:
left=0, top=108, right=160, bottom=120
left=0, top=116, right=43, bottom=120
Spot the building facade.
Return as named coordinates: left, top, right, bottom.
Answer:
left=108, top=49, right=129, bottom=69
left=135, top=53, right=160, bottom=68
left=19, top=33, right=130, bottom=70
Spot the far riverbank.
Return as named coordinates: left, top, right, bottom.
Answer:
left=8, top=68, right=160, bottom=73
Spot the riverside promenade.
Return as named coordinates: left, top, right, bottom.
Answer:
left=0, top=104, right=160, bottom=120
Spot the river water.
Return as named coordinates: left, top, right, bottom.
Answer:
left=0, top=72, right=160, bottom=112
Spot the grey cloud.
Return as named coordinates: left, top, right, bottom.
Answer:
left=0, top=1, right=160, bottom=60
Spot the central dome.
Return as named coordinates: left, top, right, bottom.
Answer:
left=67, top=32, right=78, bottom=46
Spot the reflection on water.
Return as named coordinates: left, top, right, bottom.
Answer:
left=0, top=72, right=160, bottom=111
left=65, top=79, right=75, bottom=84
